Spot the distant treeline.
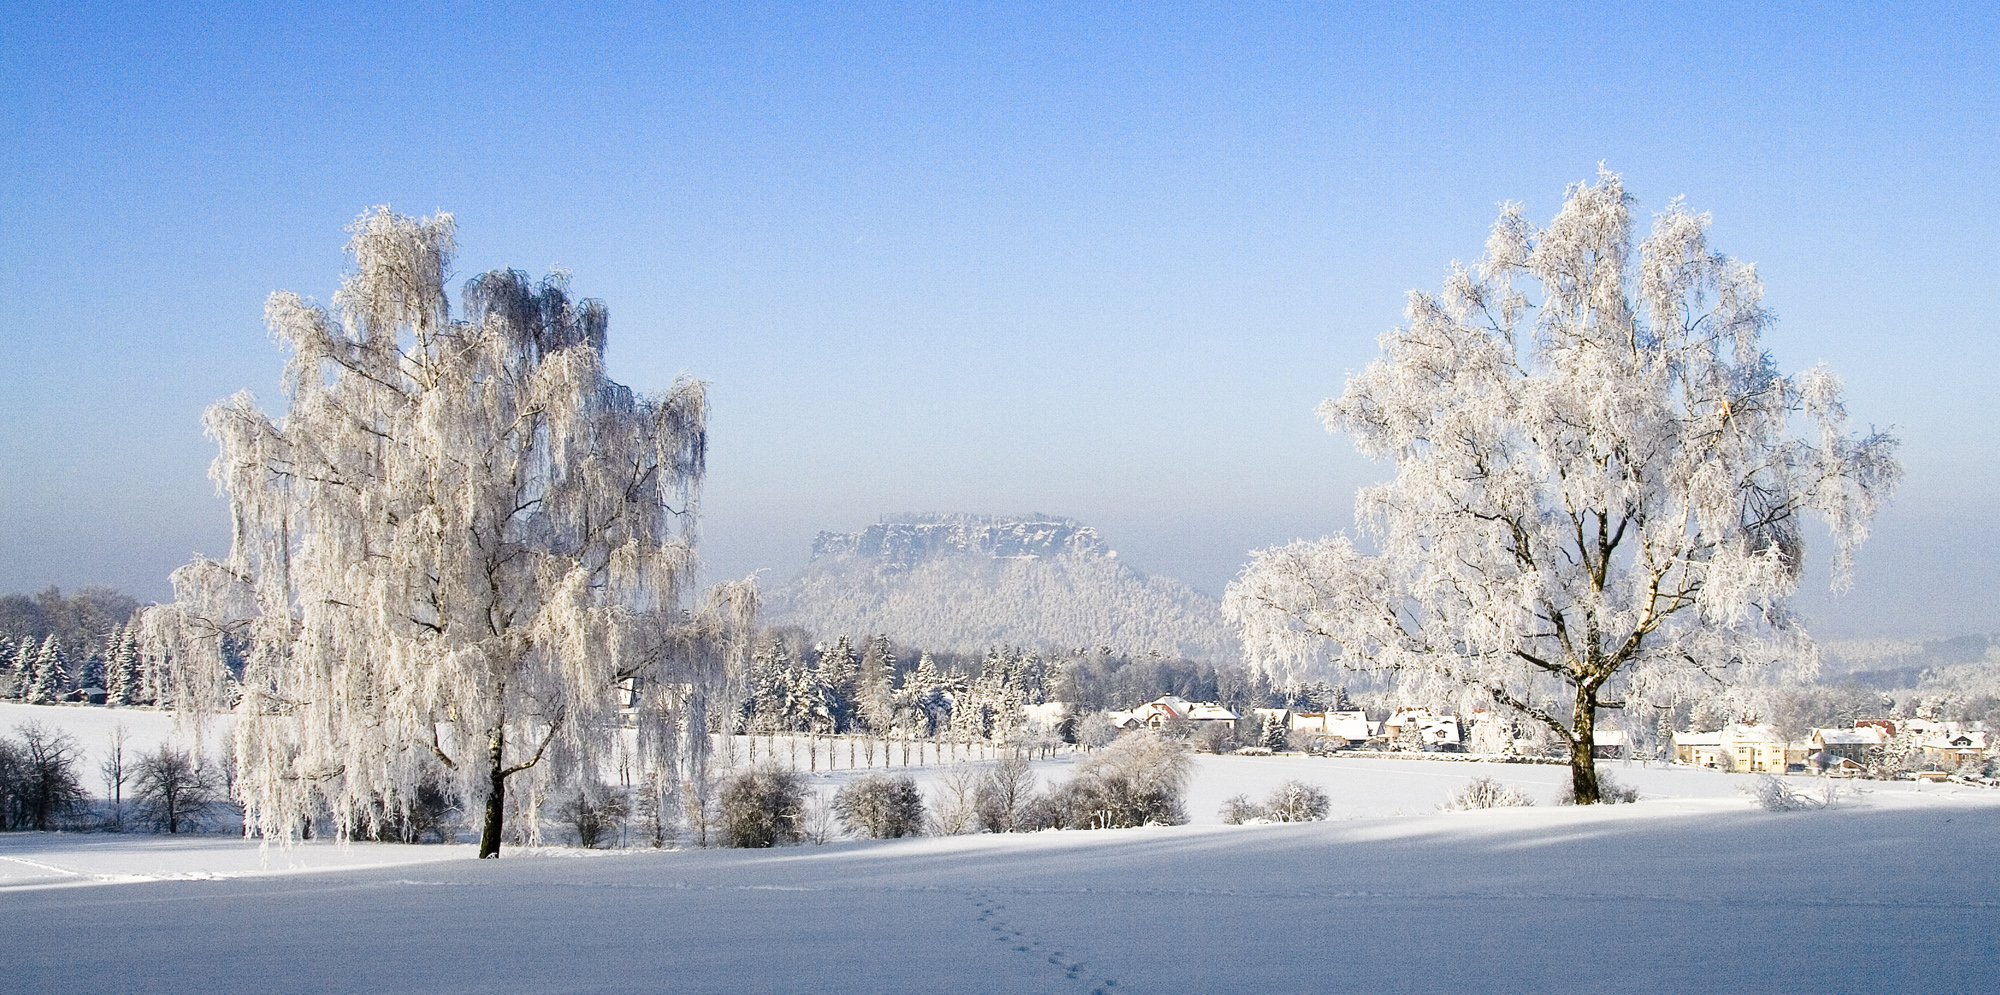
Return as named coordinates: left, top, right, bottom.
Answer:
left=0, top=586, right=141, bottom=661
left=735, top=625, right=1353, bottom=741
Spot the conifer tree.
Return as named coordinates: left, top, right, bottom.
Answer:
left=4, top=637, right=30, bottom=700
left=104, top=626, right=141, bottom=707
left=856, top=634, right=896, bottom=733
left=817, top=635, right=858, bottom=731
left=26, top=636, right=62, bottom=705
left=900, top=653, right=948, bottom=736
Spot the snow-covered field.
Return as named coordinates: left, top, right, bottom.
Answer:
left=3, top=703, right=1995, bottom=993
left=5, top=783, right=1994, bottom=993
left=0, top=701, right=233, bottom=774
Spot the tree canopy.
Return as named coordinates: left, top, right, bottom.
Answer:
left=1225, top=170, right=1901, bottom=802
left=146, top=208, right=751, bottom=855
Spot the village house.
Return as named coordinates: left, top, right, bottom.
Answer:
left=1187, top=702, right=1239, bottom=731
left=1920, top=728, right=1987, bottom=769
left=1250, top=707, right=1292, bottom=734
left=1382, top=707, right=1462, bottom=751
left=1102, top=696, right=1238, bottom=734
left=1591, top=729, right=1629, bottom=760
left=1809, top=725, right=1886, bottom=768
left=1674, top=724, right=1790, bottom=772
left=1290, top=709, right=1376, bottom=746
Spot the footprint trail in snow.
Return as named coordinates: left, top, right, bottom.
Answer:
left=969, top=894, right=1120, bottom=994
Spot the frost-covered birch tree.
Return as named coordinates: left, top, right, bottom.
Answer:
left=145, top=207, right=751, bottom=856
left=1224, top=170, right=1901, bottom=803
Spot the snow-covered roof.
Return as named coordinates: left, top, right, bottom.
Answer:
left=1103, top=709, right=1145, bottom=729
left=1593, top=730, right=1628, bottom=747
left=1723, top=723, right=1784, bottom=743
left=1187, top=704, right=1238, bottom=722
left=1815, top=728, right=1885, bottom=746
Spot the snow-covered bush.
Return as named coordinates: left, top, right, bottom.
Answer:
left=1076, top=712, right=1122, bottom=749
left=558, top=786, right=630, bottom=848
left=1265, top=780, right=1331, bottom=822
left=1439, top=776, right=1535, bottom=812
left=1025, top=732, right=1191, bottom=830
left=800, top=790, right=842, bottom=844
left=1219, top=794, right=1262, bottom=824
left=1291, top=732, right=1338, bottom=756
left=720, top=767, right=805, bottom=847
left=1556, top=769, right=1638, bottom=805
left=975, top=753, right=1037, bottom=832
left=353, top=780, right=457, bottom=844
left=1193, top=721, right=1235, bottom=754
left=1221, top=780, right=1331, bottom=824
left=930, top=767, right=982, bottom=835
left=1745, top=775, right=1840, bottom=812
left=833, top=774, right=926, bottom=839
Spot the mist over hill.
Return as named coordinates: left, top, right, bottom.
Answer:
left=765, top=514, right=1240, bottom=662
left=1819, top=633, right=2000, bottom=689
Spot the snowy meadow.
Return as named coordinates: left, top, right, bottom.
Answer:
left=4, top=705, right=1994, bottom=994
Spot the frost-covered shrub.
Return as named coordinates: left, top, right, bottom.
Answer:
left=1439, top=776, right=1535, bottom=812
left=559, top=786, right=630, bottom=848
left=1219, top=794, right=1263, bottom=825
left=1555, top=769, right=1638, bottom=805
left=1222, top=780, right=1332, bottom=824
left=1745, top=775, right=1839, bottom=812
left=975, top=754, right=1038, bottom=832
left=1025, top=732, right=1191, bottom=830
left=1193, top=721, right=1235, bottom=754
left=1076, top=712, right=1123, bottom=750
left=132, top=744, right=220, bottom=834
left=1264, top=780, right=1331, bottom=822
left=833, top=774, right=926, bottom=839
left=720, top=767, right=805, bottom=847
left=930, top=767, right=982, bottom=835
left=1291, top=732, right=1338, bottom=756
left=353, top=780, right=457, bottom=844
left=801, top=789, right=840, bottom=844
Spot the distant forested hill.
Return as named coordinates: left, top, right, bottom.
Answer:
left=765, top=515, right=1239, bottom=662
left=1819, top=634, right=1999, bottom=689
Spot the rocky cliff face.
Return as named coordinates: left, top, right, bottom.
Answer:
left=809, top=515, right=1108, bottom=567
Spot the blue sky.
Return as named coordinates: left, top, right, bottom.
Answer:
left=4, top=2, right=1995, bottom=639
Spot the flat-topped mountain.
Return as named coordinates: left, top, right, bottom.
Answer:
left=768, top=514, right=1238, bottom=662
left=810, top=515, right=1109, bottom=567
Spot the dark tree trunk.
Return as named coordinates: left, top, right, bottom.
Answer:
left=479, top=734, right=506, bottom=858
left=1569, top=689, right=1601, bottom=805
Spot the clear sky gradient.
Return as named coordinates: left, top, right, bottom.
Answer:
left=4, top=2, right=1995, bottom=640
